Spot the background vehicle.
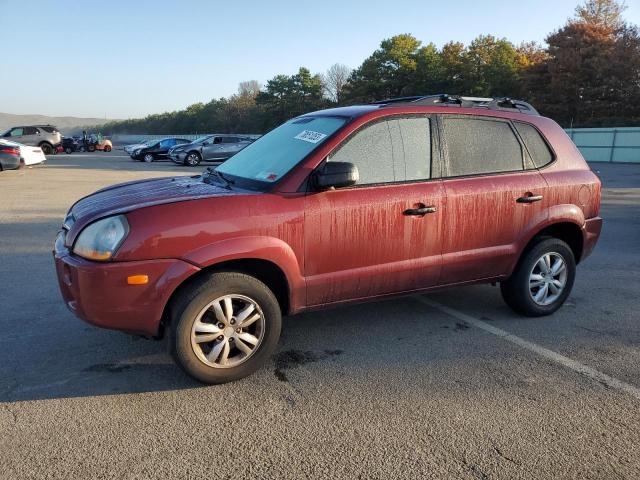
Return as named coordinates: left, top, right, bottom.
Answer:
left=83, top=134, right=112, bottom=152
left=169, top=135, right=255, bottom=166
left=62, top=137, right=81, bottom=153
left=0, top=140, right=21, bottom=170
left=131, top=137, right=191, bottom=162
left=0, top=138, right=46, bottom=165
left=1, top=125, right=61, bottom=155
left=54, top=95, right=602, bottom=384
left=125, top=140, right=151, bottom=155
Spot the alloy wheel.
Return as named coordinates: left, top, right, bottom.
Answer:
left=528, top=252, right=568, bottom=306
left=190, top=294, right=265, bottom=368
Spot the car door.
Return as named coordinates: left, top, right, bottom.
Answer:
left=157, top=139, right=175, bottom=157
left=221, top=137, right=241, bottom=158
left=202, top=136, right=223, bottom=160
left=4, top=127, right=25, bottom=143
left=304, top=115, right=445, bottom=306
left=22, top=126, right=40, bottom=146
left=438, top=115, right=549, bottom=284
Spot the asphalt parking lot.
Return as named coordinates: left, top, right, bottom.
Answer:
left=1, top=151, right=639, bottom=479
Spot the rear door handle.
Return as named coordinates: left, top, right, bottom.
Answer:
left=517, top=194, right=543, bottom=203
left=404, top=206, right=437, bottom=216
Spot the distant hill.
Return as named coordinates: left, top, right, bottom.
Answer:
left=0, top=112, right=118, bottom=135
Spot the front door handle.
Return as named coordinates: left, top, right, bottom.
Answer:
left=404, top=206, right=437, bottom=216
left=517, top=194, right=543, bottom=203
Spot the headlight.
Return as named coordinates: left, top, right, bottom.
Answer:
left=73, top=215, right=129, bottom=261
left=134, top=149, right=141, bottom=156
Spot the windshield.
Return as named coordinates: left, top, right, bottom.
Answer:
left=216, top=116, right=346, bottom=187
left=192, top=135, right=213, bottom=144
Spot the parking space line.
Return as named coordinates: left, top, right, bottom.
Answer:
left=414, top=296, right=640, bottom=401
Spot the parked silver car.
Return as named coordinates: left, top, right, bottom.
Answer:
left=1, top=125, right=62, bottom=155
left=168, top=134, right=255, bottom=166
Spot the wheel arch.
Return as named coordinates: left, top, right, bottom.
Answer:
left=158, top=257, right=292, bottom=339
left=511, top=220, right=584, bottom=280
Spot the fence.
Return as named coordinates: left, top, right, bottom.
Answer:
left=565, top=127, right=640, bottom=163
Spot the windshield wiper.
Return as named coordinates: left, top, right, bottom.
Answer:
left=204, top=167, right=235, bottom=189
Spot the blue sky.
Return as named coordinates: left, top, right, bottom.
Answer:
left=1, top=0, right=638, bottom=119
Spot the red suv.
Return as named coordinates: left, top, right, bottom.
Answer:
left=54, top=95, right=602, bottom=383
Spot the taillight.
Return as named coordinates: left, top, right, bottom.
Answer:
left=0, top=146, right=20, bottom=156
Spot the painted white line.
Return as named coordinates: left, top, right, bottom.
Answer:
left=415, top=296, right=640, bottom=401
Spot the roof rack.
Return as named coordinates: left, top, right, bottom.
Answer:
left=375, top=94, right=539, bottom=115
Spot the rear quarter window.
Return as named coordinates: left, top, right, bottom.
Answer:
left=513, top=122, right=554, bottom=168
left=443, top=117, right=523, bottom=177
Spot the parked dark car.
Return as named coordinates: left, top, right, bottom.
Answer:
left=168, top=134, right=256, bottom=166
left=62, top=137, right=81, bottom=153
left=130, top=137, right=191, bottom=162
left=54, top=95, right=602, bottom=384
left=0, top=140, right=21, bottom=170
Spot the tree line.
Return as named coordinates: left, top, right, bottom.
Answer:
left=101, top=0, right=640, bottom=135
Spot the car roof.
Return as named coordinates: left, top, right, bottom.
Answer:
left=301, top=95, right=540, bottom=121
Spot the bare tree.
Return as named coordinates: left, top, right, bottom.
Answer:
left=238, top=80, right=262, bottom=98
left=575, top=0, right=627, bottom=29
left=322, top=63, right=352, bottom=103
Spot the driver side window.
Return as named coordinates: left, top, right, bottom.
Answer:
left=328, top=116, right=431, bottom=185
left=328, top=120, right=394, bottom=185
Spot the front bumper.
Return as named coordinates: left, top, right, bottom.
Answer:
left=53, top=232, right=200, bottom=336
left=169, top=152, right=186, bottom=164
left=582, top=216, right=603, bottom=261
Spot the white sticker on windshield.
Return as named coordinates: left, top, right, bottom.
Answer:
left=294, top=130, right=327, bottom=144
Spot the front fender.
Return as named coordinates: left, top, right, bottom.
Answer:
left=181, top=235, right=305, bottom=313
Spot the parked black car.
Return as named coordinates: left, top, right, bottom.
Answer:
left=130, top=137, right=192, bottom=162
left=62, top=137, right=82, bottom=154
left=0, top=141, right=21, bottom=170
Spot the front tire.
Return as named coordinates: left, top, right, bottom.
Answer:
left=143, top=153, right=154, bottom=163
left=65, top=147, right=72, bottom=154
left=185, top=151, right=202, bottom=166
left=500, top=237, right=576, bottom=317
left=170, top=272, right=282, bottom=384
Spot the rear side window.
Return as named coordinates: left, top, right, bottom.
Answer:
left=222, top=137, right=238, bottom=143
left=513, top=122, right=553, bottom=168
left=24, top=127, right=38, bottom=135
left=443, top=117, right=523, bottom=177
left=39, top=126, right=56, bottom=133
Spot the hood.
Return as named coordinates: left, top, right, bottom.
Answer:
left=66, top=175, right=247, bottom=240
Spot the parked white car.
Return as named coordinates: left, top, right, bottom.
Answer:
left=0, top=139, right=46, bottom=166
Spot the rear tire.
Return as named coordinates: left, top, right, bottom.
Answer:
left=39, top=142, right=52, bottom=155
left=169, top=272, right=282, bottom=384
left=104, top=145, right=112, bottom=152
left=65, top=147, right=72, bottom=154
left=88, top=144, right=96, bottom=152
left=500, top=237, right=575, bottom=317
left=185, top=151, right=201, bottom=166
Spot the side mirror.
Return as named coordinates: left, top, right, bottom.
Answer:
left=313, top=161, right=359, bottom=190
